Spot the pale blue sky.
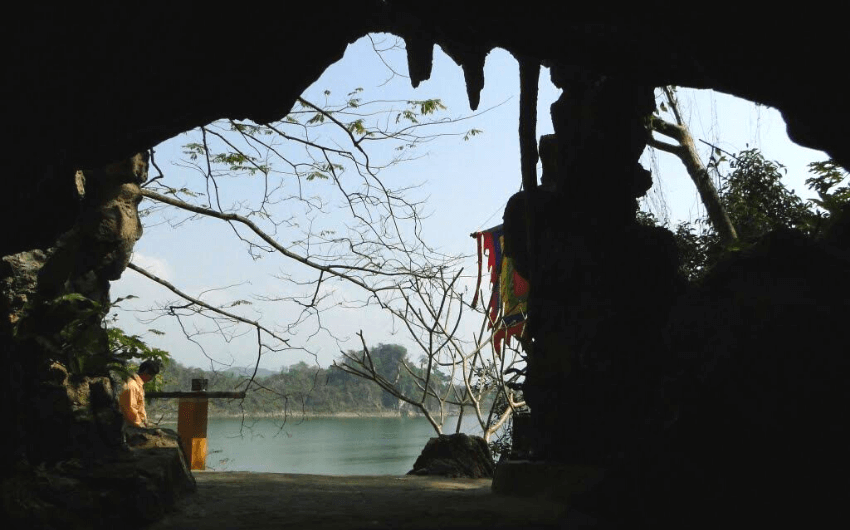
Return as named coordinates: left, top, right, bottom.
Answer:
left=112, top=34, right=828, bottom=372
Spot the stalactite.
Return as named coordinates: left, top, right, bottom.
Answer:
left=404, top=34, right=434, bottom=89
left=518, top=56, right=540, bottom=192
left=441, top=44, right=488, bottom=111
left=461, top=54, right=486, bottom=111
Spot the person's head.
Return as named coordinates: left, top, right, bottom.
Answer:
left=137, top=360, right=161, bottom=383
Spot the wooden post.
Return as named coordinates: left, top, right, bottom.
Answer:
left=147, top=385, right=244, bottom=472
left=178, top=378, right=209, bottom=470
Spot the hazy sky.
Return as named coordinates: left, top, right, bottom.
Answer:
left=111, top=34, right=829, bottom=373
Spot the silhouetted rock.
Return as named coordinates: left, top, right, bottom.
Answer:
left=408, top=433, right=494, bottom=478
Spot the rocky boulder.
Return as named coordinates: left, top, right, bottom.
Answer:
left=3, top=427, right=195, bottom=530
left=408, top=433, right=495, bottom=478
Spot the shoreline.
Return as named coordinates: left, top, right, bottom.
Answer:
left=152, top=410, right=450, bottom=422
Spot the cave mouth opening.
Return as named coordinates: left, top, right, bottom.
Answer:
left=108, top=34, right=564, bottom=475
left=111, top=34, right=839, bottom=475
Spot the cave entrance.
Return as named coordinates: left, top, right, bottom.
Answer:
left=112, top=34, right=560, bottom=475
left=110, top=33, right=831, bottom=476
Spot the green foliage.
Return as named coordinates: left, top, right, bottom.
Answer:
left=657, top=149, right=849, bottom=281
left=210, top=151, right=270, bottom=175
left=463, top=129, right=483, bottom=141
left=396, top=99, right=447, bottom=124
left=13, top=293, right=108, bottom=375
left=11, top=289, right=173, bottom=382
left=636, top=210, right=661, bottom=227
left=106, top=326, right=171, bottom=391
left=396, top=110, right=419, bottom=124
left=229, top=122, right=274, bottom=136
left=408, top=98, right=446, bottom=115
left=721, top=149, right=816, bottom=238
left=639, top=210, right=718, bottom=280
left=337, top=344, right=451, bottom=411
left=487, top=413, right=513, bottom=462
left=182, top=142, right=206, bottom=161
left=806, top=159, right=850, bottom=215
left=307, top=113, right=326, bottom=125
left=347, top=119, right=366, bottom=134
left=706, top=148, right=729, bottom=174
left=672, top=221, right=721, bottom=281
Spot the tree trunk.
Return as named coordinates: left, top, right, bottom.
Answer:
left=649, top=88, right=738, bottom=245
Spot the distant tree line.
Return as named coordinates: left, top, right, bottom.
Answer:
left=144, top=344, right=473, bottom=420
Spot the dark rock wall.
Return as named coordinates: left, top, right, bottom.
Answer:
left=561, top=228, right=850, bottom=527
left=3, top=2, right=849, bottom=526
left=1, top=153, right=148, bottom=466
left=1, top=153, right=196, bottom=527
left=502, top=69, right=682, bottom=465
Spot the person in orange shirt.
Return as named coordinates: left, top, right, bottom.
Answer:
left=119, top=360, right=160, bottom=428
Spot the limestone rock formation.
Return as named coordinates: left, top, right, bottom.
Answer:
left=3, top=429, right=195, bottom=530
left=408, top=433, right=495, bottom=478
left=1, top=153, right=195, bottom=528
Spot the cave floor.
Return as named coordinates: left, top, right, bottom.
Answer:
left=147, top=471, right=568, bottom=529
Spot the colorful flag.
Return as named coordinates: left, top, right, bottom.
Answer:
left=472, top=225, right=529, bottom=354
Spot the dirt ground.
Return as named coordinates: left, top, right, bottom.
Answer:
left=147, top=472, right=570, bottom=529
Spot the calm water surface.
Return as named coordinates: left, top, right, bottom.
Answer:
left=165, top=415, right=482, bottom=475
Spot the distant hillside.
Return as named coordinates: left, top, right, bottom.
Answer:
left=220, top=366, right=278, bottom=379
left=145, top=346, right=465, bottom=418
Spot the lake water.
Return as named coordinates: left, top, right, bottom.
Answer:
left=163, top=415, right=484, bottom=475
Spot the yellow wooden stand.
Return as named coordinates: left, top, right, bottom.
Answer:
left=147, top=379, right=244, bottom=472
left=177, top=396, right=209, bottom=470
